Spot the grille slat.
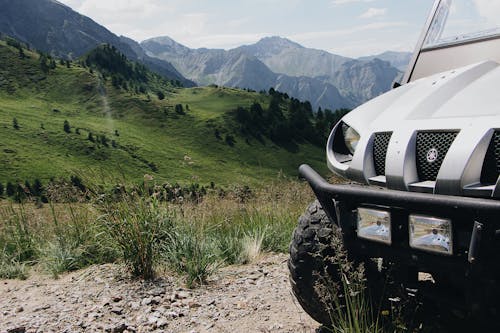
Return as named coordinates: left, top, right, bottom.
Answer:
left=416, top=131, right=458, bottom=181
left=481, top=131, right=500, bottom=184
left=373, top=132, right=392, bottom=176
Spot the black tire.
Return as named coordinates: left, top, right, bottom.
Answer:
left=288, top=200, right=339, bottom=326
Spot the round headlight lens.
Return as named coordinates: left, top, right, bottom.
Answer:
left=342, top=124, right=360, bottom=154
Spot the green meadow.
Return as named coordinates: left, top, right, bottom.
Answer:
left=0, top=40, right=327, bottom=189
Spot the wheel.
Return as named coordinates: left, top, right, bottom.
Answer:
left=288, top=200, right=340, bottom=326
left=289, top=200, right=388, bottom=326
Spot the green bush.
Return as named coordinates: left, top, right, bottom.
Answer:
left=102, top=197, right=172, bottom=279
left=163, top=226, right=219, bottom=288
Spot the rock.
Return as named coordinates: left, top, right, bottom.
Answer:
left=111, top=323, right=128, bottom=333
left=129, top=301, right=140, bottom=310
left=175, top=291, right=190, bottom=299
left=151, top=296, right=162, bottom=305
left=149, top=288, right=165, bottom=297
left=156, top=318, right=168, bottom=328
left=147, top=314, right=158, bottom=325
left=166, top=311, right=179, bottom=318
left=141, top=297, right=152, bottom=306
left=111, top=307, right=124, bottom=315
left=15, top=306, right=24, bottom=313
left=188, top=301, right=201, bottom=309
left=112, top=296, right=123, bottom=302
left=7, top=327, right=26, bottom=333
left=171, top=301, right=183, bottom=308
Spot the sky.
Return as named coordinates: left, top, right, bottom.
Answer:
left=57, top=0, right=436, bottom=58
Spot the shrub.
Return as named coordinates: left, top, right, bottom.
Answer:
left=163, top=226, right=219, bottom=288
left=314, top=229, right=382, bottom=333
left=175, top=104, right=185, bottom=115
left=63, top=120, right=71, bottom=133
left=102, top=197, right=173, bottom=279
left=0, top=254, right=28, bottom=280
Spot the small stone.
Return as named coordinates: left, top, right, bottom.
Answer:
left=141, top=297, right=152, bottom=306
left=188, top=301, right=201, bottom=309
left=171, top=301, right=183, bottom=308
left=156, top=318, right=168, bottom=328
left=147, top=315, right=158, bottom=325
left=111, top=307, right=123, bottom=315
left=15, top=306, right=24, bottom=313
left=7, top=327, right=26, bottom=333
left=175, top=291, right=190, bottom=299
left=149, top=288, right=165, bottom=297
left=151, top=296, right=162, bottom=305
left=112, top=296, right=123, bottom=302
left=112, top=323, right=127, bottom=333
left=129, top=301, right=140, bottom=310
left=166, top=311, right=179, bottom=318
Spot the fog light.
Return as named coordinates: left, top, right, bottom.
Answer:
left=409, top=215, right=452, bottom=255
left=357, top=208, right=391, bottom=244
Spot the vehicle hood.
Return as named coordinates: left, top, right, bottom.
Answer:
left=329, top=60, right=500, bottom=197
left=342, top=60, right=500, bottom=134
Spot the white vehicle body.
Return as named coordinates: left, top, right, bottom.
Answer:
left=327, top=0, right=500, bottom=198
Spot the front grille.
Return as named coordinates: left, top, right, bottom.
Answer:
left=416, top=131, right=458, bottom=181
left=481, top=131, right=500, bottom=184
left=373, top=132, right=392, bottom=175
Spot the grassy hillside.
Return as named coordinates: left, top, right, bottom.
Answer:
left=0, top=40, right=328, bottom=188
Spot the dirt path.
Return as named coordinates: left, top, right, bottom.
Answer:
left=1, top=254, right=319, bottom=333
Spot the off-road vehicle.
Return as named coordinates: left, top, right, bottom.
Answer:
left=289, top=0, right=500, bottom=326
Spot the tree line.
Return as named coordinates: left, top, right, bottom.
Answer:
left=233, top=88, right=350, bottom=146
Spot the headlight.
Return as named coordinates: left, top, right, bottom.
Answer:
left=409, top=215, right=452, bottom=255
left=342, top=123, right=360, bottom=154
left=357, top=207, right=391, bottom=244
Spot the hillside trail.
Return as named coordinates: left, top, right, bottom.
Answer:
left=1, top=254, right=319, bottom=333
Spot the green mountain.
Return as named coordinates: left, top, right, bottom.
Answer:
left=0, top=0, right=195, bottom=87
left=0, top=39, right=330, bottom=188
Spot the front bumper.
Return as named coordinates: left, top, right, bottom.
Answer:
left=299, top=164, right=500, bottom=275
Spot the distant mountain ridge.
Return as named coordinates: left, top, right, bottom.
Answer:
left=0, top=0, right=194, bottom=86
left=358, top=51, right=413, bottom=72
left=142, top=36, right=409, bottom=110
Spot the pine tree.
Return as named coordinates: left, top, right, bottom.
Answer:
left=13, top=118, right=19, bottom=130
left=6, top=182, right=15, bottom=197
left=63, top=120, right=71, bottom=133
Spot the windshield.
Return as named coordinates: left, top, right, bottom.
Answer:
left=423, top=0, right=500, bottom=49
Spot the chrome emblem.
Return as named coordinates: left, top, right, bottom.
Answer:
left=426, top=148, right=439, bottom=163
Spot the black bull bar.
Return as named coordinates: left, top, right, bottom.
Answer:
left=298, top=164, right=500, bottom=268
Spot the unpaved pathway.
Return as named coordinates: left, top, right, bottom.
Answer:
left=1, top=254, right=319, bottom=333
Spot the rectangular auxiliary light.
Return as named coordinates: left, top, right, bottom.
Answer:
left=357, top=207, right=391, bottom=244
left=409, top=215, right=452, bottom=255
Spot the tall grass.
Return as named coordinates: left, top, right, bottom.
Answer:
left=101, top=197, right=172, bottom=279
left=314, top=229, right=382, bottom=333
left=0, top=180, right=314, bottom=284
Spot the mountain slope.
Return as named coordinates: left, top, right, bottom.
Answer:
left=141, top=37, right=353, bottom=111
left=237, top=36, right=350, bottom=78
left=0, top=0, right=194, bottom=86
left=0, top=40, right=327, bottom=186
left=142, top=36, right=402, bottom=110
left=358, top=51, right=412, bottom=72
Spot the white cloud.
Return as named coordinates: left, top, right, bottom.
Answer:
left=359, top=7, right=387, bottom=19
left=332, top=0, right=375, bottom=5
left=291, top=21, right=407, bottom=40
